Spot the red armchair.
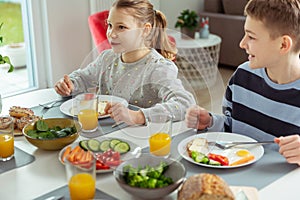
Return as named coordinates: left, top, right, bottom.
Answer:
left=88, top=10, right=111, bottom=53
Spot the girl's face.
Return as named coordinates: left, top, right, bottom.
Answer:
left=239, top=16, right=283, bottom=69
left=106, top=7, right=146, bottom=54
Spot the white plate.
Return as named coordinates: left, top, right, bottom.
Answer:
left=59, top=95, right=128, bottom=119
left=58, top=137, right=142, bottom=173
left=177, top=132, right=264, bottom=169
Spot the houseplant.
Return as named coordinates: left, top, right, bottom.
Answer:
left=0, top=23, right=14, bottom=73
left=175, top=9, right=199, bottom=39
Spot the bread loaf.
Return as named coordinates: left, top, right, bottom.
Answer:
left=177, top=173, right=235, bottom=200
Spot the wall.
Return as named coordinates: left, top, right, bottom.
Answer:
left=160, top=0, right=204, bottom=30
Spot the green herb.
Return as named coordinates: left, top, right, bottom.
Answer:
left=26, top=119, right=77, bottom=139
left=36, top=120, right=48, bottom=131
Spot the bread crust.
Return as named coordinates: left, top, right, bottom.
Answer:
left=9, top=106, right=34, bottom=118
left=186, top=138, right=209, bottom=157
left=16, top=115, right=41, bottom=130
left=177, top=173, right=235, bottom=200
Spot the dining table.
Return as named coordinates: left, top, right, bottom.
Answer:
left=1, top=88, right=299, bottom=200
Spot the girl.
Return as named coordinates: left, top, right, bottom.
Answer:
left=55, top=0, right=195, bottom=125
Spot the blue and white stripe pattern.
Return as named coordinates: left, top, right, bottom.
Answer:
left=210, top=61, right=300, bottom=140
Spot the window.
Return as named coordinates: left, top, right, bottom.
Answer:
left=0, top=0, right=42, bottom=98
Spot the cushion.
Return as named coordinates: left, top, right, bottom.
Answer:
left=222, top=0, right=249, bottom=15
left=204, top=0, right=224, bottom=13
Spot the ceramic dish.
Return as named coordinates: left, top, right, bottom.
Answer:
left=59, top=95, right=128, bottom=119
left=58, top=137, right=142, bottom=173
left=178, top=132, right=264, bottom=169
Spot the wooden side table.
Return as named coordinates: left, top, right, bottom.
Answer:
left=171, top=32, right=222, bottom=89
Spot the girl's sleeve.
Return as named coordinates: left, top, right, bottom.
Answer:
left=140, top=61, right=196, bottom=122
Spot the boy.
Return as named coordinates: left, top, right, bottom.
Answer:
left=185, top=0, right=300, bottom=165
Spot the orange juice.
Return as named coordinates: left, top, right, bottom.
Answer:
left=68, top=173, right=95, bottom=200
left=0, top=134, right=14, bottom=158
left=149, top=132, right=171, bottom=156
left=78, top=109, right=98, bottom=131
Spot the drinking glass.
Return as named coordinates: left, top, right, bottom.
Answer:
left=65, top=156, right=96, bottom=200
left=0, top=94, right=2, bottom=114
left=148, top=113, right=173, bottom=158
left=0, top=115, right=14, bottom=161
left=74, top=93, right=98, bottom=133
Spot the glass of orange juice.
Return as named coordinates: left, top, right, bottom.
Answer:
left=148, top=113, right=173, bottom=158
left=74, top=93, right=98, bottom=133
left=65, top=155, right=96, bottom=200
left=0, top=115, right=14, bottom=161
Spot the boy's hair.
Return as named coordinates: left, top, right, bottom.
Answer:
left=245, top=0, right=300, bottom=52
left=112, top=0, right=177, bottom=60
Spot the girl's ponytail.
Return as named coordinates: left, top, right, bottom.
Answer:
left=150, top=10, right=177, bottom=60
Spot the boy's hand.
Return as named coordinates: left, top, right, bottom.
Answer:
left=105, top=102, right=145, bottom=125
left=54, top=75, right=74, bottom=96
left=185, top=105, right=212, bottom=130
left=275, top=135, right=300, bottom=166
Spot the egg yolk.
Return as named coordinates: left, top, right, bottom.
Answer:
left=236, top=149, right=250, bottom=157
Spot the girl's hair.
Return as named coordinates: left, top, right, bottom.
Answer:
left=245, top=0, right=300, bottom=52
left=112, top=0, right=177, bottom=60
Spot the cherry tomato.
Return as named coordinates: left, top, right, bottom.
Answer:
left=208, top=153, right=229, bottom=166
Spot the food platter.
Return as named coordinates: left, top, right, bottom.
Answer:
left=178, top=132, right=264, bottom=169
left=60, top=95, right=128, bottom=119
left=58, top=137, right=141, bottom=173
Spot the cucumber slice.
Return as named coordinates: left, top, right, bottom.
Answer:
left=87, top=139, right=101, bottom=152
left=99, top=140, right=111, bottom=152
left=79, top=140, right=89, bottom=151
left=113, top=142, right=130, bottom=154
left=109, top=139, right=121, bottom=149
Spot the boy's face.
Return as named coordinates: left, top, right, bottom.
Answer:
left=239, top=16, right=283, bottom=69
left=106, top=7, right=146, bottom=54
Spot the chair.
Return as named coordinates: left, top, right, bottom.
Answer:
left=88, top=10, right=176, bottom=60
left=88, top=10, right=111, bottom=53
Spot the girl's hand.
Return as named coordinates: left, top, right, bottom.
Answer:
left=275, top=135, right=300, bottom=166
left=185, top=105, right=212, bottom=130
left=105, top=102, right=145, bottom=125
left=54, top=75, right=74, bottom=96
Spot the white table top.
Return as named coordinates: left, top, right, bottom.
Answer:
left=169, top=31, right=222, bottom=49
left=1, top=89, right=300, bottom=200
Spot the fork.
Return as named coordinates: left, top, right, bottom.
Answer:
left=209, top=141, right=274, bottom=150
left=39, top=99, right=64, bottom=109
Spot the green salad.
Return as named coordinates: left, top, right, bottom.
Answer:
left=122, top=161, right=173, bottom=188
left=26, top=119, right=77, bottom=139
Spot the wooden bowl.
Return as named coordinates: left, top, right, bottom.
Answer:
left=23, top=118, right=81, bottom=150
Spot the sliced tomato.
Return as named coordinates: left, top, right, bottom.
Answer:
left=96, top=160, right=110, bottom=170
left=208, top=153, right=229, bottom=166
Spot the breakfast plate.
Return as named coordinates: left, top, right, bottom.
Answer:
left=58, top=137, right=142, bottom=173
left=177, top=132, right=264, bottom=169
left=59, top=95, right=128, bottom=119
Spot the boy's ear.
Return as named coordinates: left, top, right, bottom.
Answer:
left=280, top=35, right=293, bottom=53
